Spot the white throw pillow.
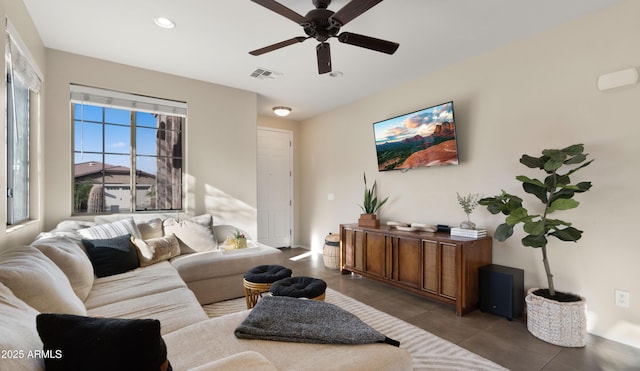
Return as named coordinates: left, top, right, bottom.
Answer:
left=78, top=217, right=142, bottom=240
left=132, top=234, right=181, bottom=267
left=31, top=236, right=95, bottom=301
left=136, top=218, right=164, bottom=240
left=0, top=245, right=86, bottom=315
left=163, top=214, right=218, bottom=254
left=0, top=283, right=44, bottom=370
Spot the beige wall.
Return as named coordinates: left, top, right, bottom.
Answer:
left=299, top=1, right=640, bottom=346
left=44, top=51, right=259, bottom=238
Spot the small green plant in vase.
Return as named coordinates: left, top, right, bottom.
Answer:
left=456, top=192, right=481, bottom=229
left=233, top=229, right=247, bottom=249
left=358, top=172, right=389, bottom=228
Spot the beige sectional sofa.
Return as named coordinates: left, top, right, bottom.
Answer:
left=0, top=215, right=412, bottom=370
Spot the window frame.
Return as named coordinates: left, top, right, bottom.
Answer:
left=71, top=86, right=186, bottom=215
left=5, top=20, right=42, bottom=227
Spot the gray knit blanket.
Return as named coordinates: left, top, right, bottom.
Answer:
left=234, top=296, right=399, bottom=346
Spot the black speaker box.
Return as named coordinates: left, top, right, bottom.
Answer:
left=479, top=264, right=524, bottom=320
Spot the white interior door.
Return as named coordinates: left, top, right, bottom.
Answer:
left=257, top=128, right=292, bottom=248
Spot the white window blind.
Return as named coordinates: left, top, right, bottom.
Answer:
left=6, top=18, right=42, bottom=93
left=70, top=84, right=187, bottom=117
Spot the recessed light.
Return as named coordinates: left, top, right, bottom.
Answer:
left=154, top=17, right=175, bottom=29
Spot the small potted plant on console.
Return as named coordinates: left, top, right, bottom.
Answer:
left=358, top=172, right=389, bottom=228
left=479, top=144, right=593, bottom=347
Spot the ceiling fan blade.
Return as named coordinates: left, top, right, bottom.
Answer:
left=316, top=42, right=332, bottom=74
left=338, top=32, right=399, bottom=54
left=330, top=0, right=384, bottom=27
left=251, top=0, right=308, bottom=25
left=249, top=37, right=308, bottom=56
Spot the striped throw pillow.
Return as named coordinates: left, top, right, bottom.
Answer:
left=78, top=218, right=142, bottom=240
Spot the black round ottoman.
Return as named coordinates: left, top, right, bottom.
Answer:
left=243, top=265, right=292, bottom=308
left=270, top=276, right=327, bottom=301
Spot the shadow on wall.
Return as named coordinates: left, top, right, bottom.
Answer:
left=203, top=184, right=257, bottom=240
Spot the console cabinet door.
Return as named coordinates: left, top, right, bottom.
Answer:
left=394, top=236, right=421, bottom=288
left=342, top=227, right=365, bottom=272
left=440, top=242, right=458, bottom=300
left=365, top=231, right=389, bottom=278
left=422, top=240, right=458, bottom=300
left=422, top=240, right=439, bottom=294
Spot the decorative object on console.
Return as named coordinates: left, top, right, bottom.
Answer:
left=450, top=228, right=486, bottom=238
left=479, top=144, right=593, bottom=347
left=395, top=226, right=416, bottom=232
left=357, top=172, right=388, bottom=228
left=456, top=192, right=481, bottom=230
left=373, top=101, right=458, bottom=172
left=386, top=221, right=409, bottom=228
left=410, top=223, right=437, bottom=232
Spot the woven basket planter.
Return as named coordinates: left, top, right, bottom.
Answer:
left=525, top=288, right=586, bottom=347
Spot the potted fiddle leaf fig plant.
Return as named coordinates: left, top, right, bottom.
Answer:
left=478, top=144, right=593, bottom=347
left=358, top=172, right=389, bottom=228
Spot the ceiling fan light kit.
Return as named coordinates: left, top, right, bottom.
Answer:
left=249, top=0, right=399, bottom=74
left=273, top=106, right=292, bottom=116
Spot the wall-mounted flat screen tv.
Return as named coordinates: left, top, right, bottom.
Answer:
left=373, top=101, right=458, bottom=171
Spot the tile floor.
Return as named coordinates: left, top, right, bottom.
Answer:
left=278, top=248, right=640, bottom=371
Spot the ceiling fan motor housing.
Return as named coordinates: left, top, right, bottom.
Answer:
left=304, top=9, right=339, bottom=41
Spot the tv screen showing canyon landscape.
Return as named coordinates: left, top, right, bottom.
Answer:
left=373, top=101, right=459, bottom=171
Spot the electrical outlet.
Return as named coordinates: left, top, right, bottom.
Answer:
left=615, top=289, right=630, bottom=308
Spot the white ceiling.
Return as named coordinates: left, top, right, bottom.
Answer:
left=23, top=0, right=623, bottom=121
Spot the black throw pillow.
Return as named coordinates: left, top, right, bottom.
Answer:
left=82, top=234, right=140, bottom=277
left=36, top=313, right=172, bottom=371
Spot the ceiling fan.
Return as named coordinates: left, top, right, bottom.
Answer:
left=249, top=0, right=400, bottom=74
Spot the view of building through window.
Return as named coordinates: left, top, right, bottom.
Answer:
left=73, top=104, right=183, bottom=214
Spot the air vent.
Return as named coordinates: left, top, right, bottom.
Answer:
left=250, top=67, right=282, bottom=80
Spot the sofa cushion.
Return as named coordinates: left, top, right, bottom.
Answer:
left=36, top=313, right=171, bottom=371
left=137, top=218, right=164, bottom=240
left=84, top=261, right=187, bottom=309
left=83, top=234, right=140, bottom=278
left=133, top=234, right=181, bottom=267
left=78, top=217, right=142, bottom=240
left=35, top=219, right=96, bottom=242
left=87, top=287, right=209, bottom=335
left=187, top=351, right=277, bottom=371
left=0, top=283, right=44, bottom=371
left=0, top=245, right=86, bottom=315
left=163, top=214, right=217, bottom=254
left=31, top=235, right=94, bottom=301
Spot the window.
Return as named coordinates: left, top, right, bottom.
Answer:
left=6, top=22, right=42, bottom=225
left=71, top=85, right=186, bottom=214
